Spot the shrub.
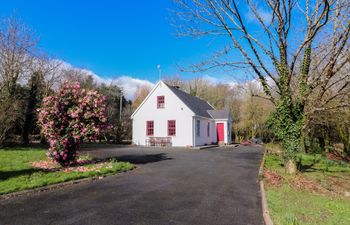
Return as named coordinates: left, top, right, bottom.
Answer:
left=37, top=81, right=111, bottom=166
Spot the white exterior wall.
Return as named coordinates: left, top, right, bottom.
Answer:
left=193, top=117, right=216, bottom=146
left=227, top=119, right=232, bottom=144
left=132, top=82, right=194, bottom=147
left=211, top=120, right=218, bottom=144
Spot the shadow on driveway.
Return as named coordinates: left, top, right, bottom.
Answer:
left=110, top=153, right=173, bottom=164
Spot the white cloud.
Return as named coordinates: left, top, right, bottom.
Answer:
left=53, top=60, right=111, bottom=84
left=112, top=76, right=154, bottom=99
left=202, top=75, right=220, bottom=84
left=246, top=6, right=272, bottom=24
left=201, top=74, right=277, bottom=97
left=202, top=74, right=240, bottom=88
left=51, top=60, right=155, bottom=100
left=51, top=60, right=275, bottom=101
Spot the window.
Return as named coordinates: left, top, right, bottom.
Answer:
left=196, top=120, right=200, bottom=136
left=168, top=120, right=176, bottom=136
left=157, top=96, right=165, bottom=108
left=146, top=121, right=154, bottom=136
left=207, top=122, right=210, bottom=137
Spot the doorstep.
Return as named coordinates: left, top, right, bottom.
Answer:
left=191, top=145, right=219, bottom=150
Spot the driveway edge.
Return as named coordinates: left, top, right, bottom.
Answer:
left=259, top=147, right=274, bottom=225
left=0, top=168, right=136, bottom=201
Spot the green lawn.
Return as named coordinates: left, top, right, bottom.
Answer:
left=267, top=185, right=350, bottom=225
left=0, top=147, right=134, bottom=195
left=264, top=152, right=350, bottom=225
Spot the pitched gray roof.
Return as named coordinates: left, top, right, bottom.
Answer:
left=207, top=109, right=231, bottom=120
left=165, top=83, right=214, bottom=118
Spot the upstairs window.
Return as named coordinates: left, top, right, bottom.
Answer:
left=207, top=122, right=210, bottom=137
left=168, top=120, right=176, bottom=136
left=146, top=121, right=154, bottom=136
left=196, top=120, right=200, bottom=137
left=157, top=96, right=165, bottom=108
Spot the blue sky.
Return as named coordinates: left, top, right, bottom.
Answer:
left=0, top=0, right=239, bottom=83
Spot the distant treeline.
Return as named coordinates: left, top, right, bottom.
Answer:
left=0, top=16, right=132, bottom=146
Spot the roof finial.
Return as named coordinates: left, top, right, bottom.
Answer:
left=157, top=64, right=161, bottom=81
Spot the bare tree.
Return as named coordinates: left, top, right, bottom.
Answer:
left=0, top=15, right=37, bottom=96
left=132, top=84, right=152, bottom=111
left=0, top=15, right=38, bottom=146
left=174, top=0, right=350, bottom=173
left=236, top=81, right=275, bottom=140
left=34, top=57, right=63, bottom=96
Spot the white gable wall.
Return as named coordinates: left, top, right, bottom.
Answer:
left=132, top=82, right=194, bottom=147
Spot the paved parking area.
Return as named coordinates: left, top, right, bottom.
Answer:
left=0, top=145, right=264, bottom=225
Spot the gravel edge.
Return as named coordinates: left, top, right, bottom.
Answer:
left=259, top=148, right=274, bottom=225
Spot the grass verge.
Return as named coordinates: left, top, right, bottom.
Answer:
left=0, top=147, right=134, bottom=195
left=264, top=151, right=350, bottom=225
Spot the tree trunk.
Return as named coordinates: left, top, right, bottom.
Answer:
left=40, top=134, right=47, bottom=145
left=318, top=137, right=326, bottom=152
left=344, top=128, right=350, bottom=156
left=301, top=130, right=308, bottom=153
left=21, top=120, right=31, bottom=146
left=21, top=102, right=36, bottom=146
left=339, top=126, right=350, bottom=155
left=21, top=72, right=41, bottom=146
left=324, top=132, right=331, bottom=152
left=344, top=139, right=350, bottom=156
left=285, top=159, right=297, bottom=175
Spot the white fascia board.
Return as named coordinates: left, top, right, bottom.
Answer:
left=193, top=115, right=214, bottom=120
left=214, top=119, right=229, bottom=121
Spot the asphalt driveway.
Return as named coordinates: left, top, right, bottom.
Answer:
left=0, top=146, right=264, bottom=225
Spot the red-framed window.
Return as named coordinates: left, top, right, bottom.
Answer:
left=168, top=120, right=176, bottom=136
left=146, top=121, right=154, bottom=136
left=157, top=96, right=165, bottom=108
left=207, top=122, right=210, bottom=137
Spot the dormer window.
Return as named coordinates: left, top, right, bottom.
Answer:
left=157, top=96, right=165, bottom=108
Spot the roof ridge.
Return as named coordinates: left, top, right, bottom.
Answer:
left=207, top=109, right=231, bottom=120
left=164, top=82, right=209, bottom=102
left=164, top=82, right=214, bottom=118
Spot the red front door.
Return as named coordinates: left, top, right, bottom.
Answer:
left=217, top=123, right=224, bottom=142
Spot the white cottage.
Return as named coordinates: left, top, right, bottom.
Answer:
left=131, top=81, right=232, bottom=147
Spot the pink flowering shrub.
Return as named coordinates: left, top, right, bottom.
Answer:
left=37, top=81, right=111, bottom=166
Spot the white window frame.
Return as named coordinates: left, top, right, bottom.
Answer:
left=196, top=120, right=200, bottom=137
